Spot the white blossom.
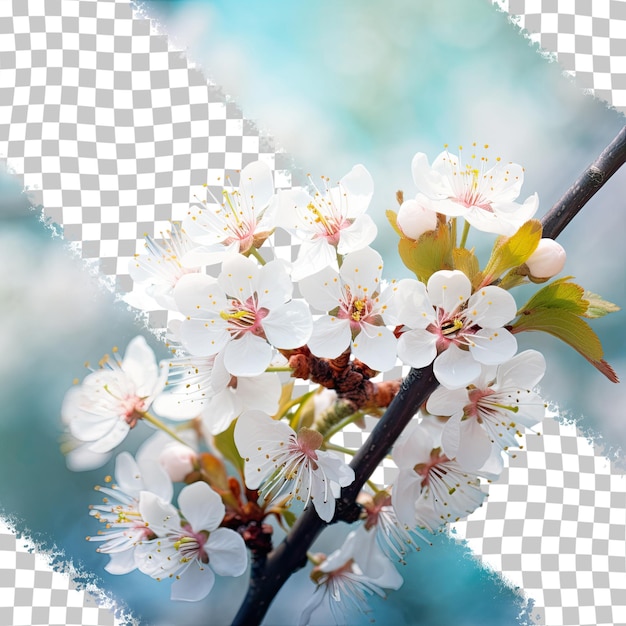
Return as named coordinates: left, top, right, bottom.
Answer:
left=62, top=336, right=168, bottom=455
left=411, top=147, right=538, bottom=235
left=395, top=270, right=518, bottom=389
left=174, top=255, right=312, bottom=377
left=426, top=350, right=547, bottom=468
left=299, top=247, right=398, bottom=372
left=234, top=411, right=354, bottom=522
left=135, top=481, right=247, bottom=602
left=277, top=165, right=377, bottom=280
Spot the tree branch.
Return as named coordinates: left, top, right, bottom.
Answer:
left=231, top=126, right=626, bottom=626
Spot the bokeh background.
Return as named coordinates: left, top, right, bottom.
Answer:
left=1, top=0, right=624, bottom=624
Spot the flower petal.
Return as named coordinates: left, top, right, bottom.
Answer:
left=263, top=300, right=312, bottom=349
left=469, top=328, right=517, bottom=365
left=434, top=345, right=481, bottom=389
left=307, top=316, right=352, bottom=360
left=351, top=324, right=398, bottom=372
left=178, top=482, right=225, bottom=532
left=223, top=333, right=273, bottom=377
left=205, top=527, right=248, bottom=577
left=171, top=563, right=216, bottom=602
left=427, top=270, right=471, bottom=313
left=396, top=329, right=438, bottom=368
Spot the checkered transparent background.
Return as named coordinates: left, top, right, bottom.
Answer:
left=0, top=1, right=625, bottom=625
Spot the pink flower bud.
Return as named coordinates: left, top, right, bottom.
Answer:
left=396, top=195, right=438, bottom=240
left=525, top=238, right=566, bottom=278
left=159, top=444, right=196, bottom=482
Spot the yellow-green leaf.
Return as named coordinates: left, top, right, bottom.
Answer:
left=479, top=219, right=542, bottom=285
left=452, top=247, right=480, bottom=285
left=398, top=220, right=454, bottom=283
left=518, top=277, right=588, bottom=315
left=582, top=290, right=621, bottom=319
left=386, top=209, right=403, bottom=237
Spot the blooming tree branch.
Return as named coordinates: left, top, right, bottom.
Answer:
left=230, top=127, right=626, bottom=626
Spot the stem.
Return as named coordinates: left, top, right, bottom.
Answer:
left=459, top=220, right=471, bottom=249
left=322, top=411, right=364, bottom=442
left=323, top=442, right=357, bottom=456
left=249, top=246, right=267, bottom=265
left=231, top=126, right=626, bottom=626
left=265, top=366, right=294, bottom=373
left=141, top=412, right=189, bottom=446
left=541, top=125, right=626, bottom=240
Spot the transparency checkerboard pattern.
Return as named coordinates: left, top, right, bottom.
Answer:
left=493, top=0, right=626, bottom=112
left=1, top=1, right=626, bottom=625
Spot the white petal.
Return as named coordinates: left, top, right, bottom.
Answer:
left=174, top=272, right=225, bottom=316
left=396, top=329, right=438, bottom=368
left=87, top=421, right=130, bottom=454
left=179, top=318, right=229, bottom=357
left=263, top=300, right=312, bottom=349
left=122, top=336, right=158, bottom=393
left=299, top=265, right=343, bottom=312
left=171, top=563, right=216, bottom=602
left=411, top=152, right=453, bottom=199
left=426, top=387, right=468, bottom=417
left=466, top=286, right=517, bottom=328
left=218, top=254, right=260, bottom=299
left=223, top=333, right=272, bottom=377
left=138, top=491, right=180, bottom=536
left=236, top=373, right=282, bottom=415
left=205, top=527, right=248, bottom=576
left=291, top=239, right=339, bottom=281
left=256, top=260, right=293, bottom=309
left=434, top=345, right=481, bottom=389
left=440, top=412, right=463, bottom=460
left=427, top=270, right=471, bottom=313
left=114, top=452, right=142, bottom=496
left=307, top=316, right=352, bottom=360
left=455, top=418, right=493, bottom=470
left=104, top=550, right=137, bottom=575
left=351, top=324, right=398, bottom=372
left=178, top=482, right=225, bottom=532
left=239, top=160, right=274, bottom=211
left=469, top=328, right=517, bottom=365
left=497, top=349, right=546, bottom=390
left=339, top=247, right=383, bottom=294
left=391, top=470, right=422, bottom=528
left=339, top=164, right=374, bottom=216
left=392, top=278, right=435, bottom=329
left=202, top=389, right=240, bottom=435
left=336, top=214, right=377, bottom=254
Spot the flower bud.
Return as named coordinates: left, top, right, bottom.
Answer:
left=159, top=443, right=197, bottom=482
left=396, top=194, right=438, bottom=240
left=525, top=238, right=566, bottom=278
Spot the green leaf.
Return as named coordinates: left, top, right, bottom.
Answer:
left=479, top=219, right=542, bottom=285
left=512, top=307, right=603, bottom=360
left=512, top=277, right=618, bottom=381
left=213, top=420, right=245, bottom=474
left=518, top=277, right=588, bottom=315
left=582, top=290, right=621, bottom=318
left=398, top=220, right=454, bottom=283
left=281, top=509, right=297, bottom=529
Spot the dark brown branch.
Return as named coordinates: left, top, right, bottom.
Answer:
left=541, top=125, right=626, bottom=240
left=231, top=127, right=626, bottom=626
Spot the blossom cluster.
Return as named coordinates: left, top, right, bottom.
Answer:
left=61, top=146, right=617, bottom=622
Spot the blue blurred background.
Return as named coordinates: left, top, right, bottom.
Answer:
left=1, top=0, right=624, bottom=624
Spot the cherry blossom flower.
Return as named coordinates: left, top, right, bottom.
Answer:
left=62, top=336, right=168, bottom=455
left=299, top=526, right=403, bottom=626
left=391, top=420, right=498, bottom=533
left=127, top=223, right=201, bottom=312
left=411, top=146, right=538, bottom=235
left=174, top=255, right=312, bottom=377
left=135, top=481, right=247, bottom=602
left=277, top=164, right=377, bottom=280
left=152, top=351, right=282, bottom=435
left=136, top=431, right=199, bottom=483
left=395, top=270, right=518, bottom=389
left=299, top=247, right=398, bottom=372
left=87, top=452, right=173, bottom=575
left=426, top=350, right=547, bottom=469
left=234, top=411, right=355, bottom=522
left=183, top=160, right=276, bottom=264
left=358, top=491, right=430, bottom=564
